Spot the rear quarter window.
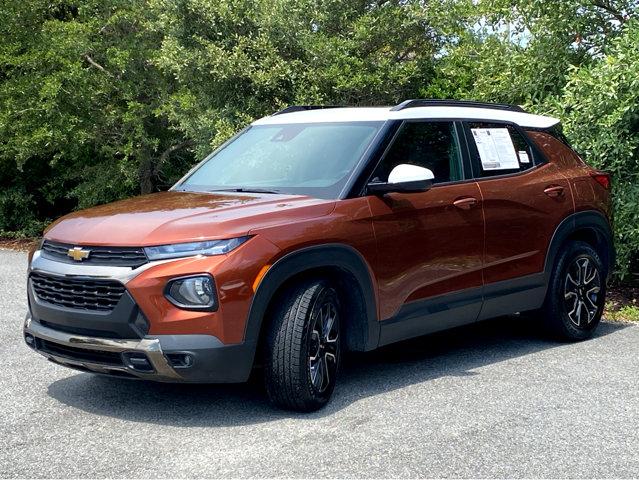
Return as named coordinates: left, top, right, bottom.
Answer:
left=466, top=122, right=537, bottom=178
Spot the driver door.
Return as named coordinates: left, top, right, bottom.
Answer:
left=367, top=121, right=485, bottom=345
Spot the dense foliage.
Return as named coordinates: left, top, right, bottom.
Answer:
left=1, top=0, right=638, bottom=277
left=549, top=19, right=639, bottom=279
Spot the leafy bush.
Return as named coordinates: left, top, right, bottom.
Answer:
left=0, top=187, right=43, bottom=237
left=548, top=20, right=639, bottom=279
left=1, top=0, right=639, bottom=280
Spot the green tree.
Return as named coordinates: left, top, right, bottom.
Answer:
left=150, top=0, right=470, bottom=156
left=2, top=0, right=639, bottom=279
left=0, top=0, right=192, bottom=236
left=434, top=0, right=638, bottom=104
left=548, top=20, right=639, bottom=278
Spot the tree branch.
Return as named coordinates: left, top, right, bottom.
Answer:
left=591, top=0, right=627, bottom=24
left=139, top=139, right=195, bottom=194
left=83, top=54, right=114, bottom=77
left=158, top=139, right=195, bottom=166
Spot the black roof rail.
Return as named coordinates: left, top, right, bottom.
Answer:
left=391, top=99, right=526, bottom=113
left=272, top=105, right=345, bottom=116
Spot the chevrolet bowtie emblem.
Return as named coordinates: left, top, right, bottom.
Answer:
left=67, top=247, right=91, bottom=262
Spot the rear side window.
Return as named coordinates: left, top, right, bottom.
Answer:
left=466, top=122, right=536, bottom=178
left=371, top=121, right=463, bottom=185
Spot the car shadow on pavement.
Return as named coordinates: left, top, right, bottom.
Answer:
left=47, top=317, right=629, bottom=426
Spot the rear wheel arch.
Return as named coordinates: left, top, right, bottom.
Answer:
left=545, top=210, right=614, bottom=280
left=244, top=244, right=379, bottom=360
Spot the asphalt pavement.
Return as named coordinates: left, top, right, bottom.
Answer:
left=1, top=249, right=638, bottom=478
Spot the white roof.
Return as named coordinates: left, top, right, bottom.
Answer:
left=252, top=106, right=559, bottom=129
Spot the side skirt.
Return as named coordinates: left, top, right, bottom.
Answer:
left=477, top=272, right=546, bottom=321
left=379, top=287, right=482, bottom=347
left=378, top=273, right=546, bottom=347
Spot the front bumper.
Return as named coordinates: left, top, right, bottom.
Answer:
left=23, top=314, right=255, bottom=383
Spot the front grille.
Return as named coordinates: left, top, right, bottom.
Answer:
left=37, top=338, right=124, bottom=366
left=30, top=272, right=126, bottom=312
left=41, top=240, right=148, bottom=268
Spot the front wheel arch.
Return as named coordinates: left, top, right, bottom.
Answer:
left=244, top=244, right=379, bottom=367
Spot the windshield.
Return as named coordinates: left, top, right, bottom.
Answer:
left=177, top=122, right=383, bottom=199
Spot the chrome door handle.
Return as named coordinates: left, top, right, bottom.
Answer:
left=453, top=197, right=478, bottom=210
left=544, top=185, right=565, bottom=197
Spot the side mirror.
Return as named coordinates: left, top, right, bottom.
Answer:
left=367, top=164, right=434, bottom=195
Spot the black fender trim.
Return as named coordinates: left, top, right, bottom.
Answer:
left=544, top=210, right=614, bottom=282
left=242, top=244, right=380, bottom=364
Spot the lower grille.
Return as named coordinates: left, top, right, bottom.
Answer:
left=39, top=320, right=123, bottom=339
left=37, top=338, right=124, bottom=366
left=30, top=272, right=125, bottom=311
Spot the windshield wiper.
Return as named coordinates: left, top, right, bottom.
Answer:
left=209, top=187, right=282, bottom=194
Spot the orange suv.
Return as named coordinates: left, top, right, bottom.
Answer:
left=23, top=100, right=613, bottom=411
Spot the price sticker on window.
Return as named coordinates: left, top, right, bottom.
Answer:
left=471, top=128, right=519, bottom=170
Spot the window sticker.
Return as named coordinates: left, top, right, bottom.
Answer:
left=471, top=128, right=520, bottom=170
left=518, top=150, right=530, bottom=164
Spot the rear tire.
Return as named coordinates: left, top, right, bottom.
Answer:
left=263, top=279, right=341, bottom=412
left=539, top=241, right=606, bottom=341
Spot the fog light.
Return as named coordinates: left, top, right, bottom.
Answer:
left=166, top=353, right=194, bottom=368
left=165, top=274, right=217, bottom=311
left=24, top=333, right=36, bottom=348
left=122, top=352, right=154, bottom=372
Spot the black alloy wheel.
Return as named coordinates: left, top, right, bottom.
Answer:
left=563, top=256, right=602, bottom=328
left=264, top=280, right=342, bottom=411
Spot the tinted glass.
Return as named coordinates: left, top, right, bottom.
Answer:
left=467, top=122, right=535, bottom=178
left=179, top=122, right=382, bottom=199
left=371, top=121, right=462, bottom=184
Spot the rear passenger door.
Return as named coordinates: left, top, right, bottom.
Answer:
left=462, top=121, right=573, bottom=319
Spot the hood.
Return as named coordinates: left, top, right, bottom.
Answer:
left=45, top=191, right=336, bottom=246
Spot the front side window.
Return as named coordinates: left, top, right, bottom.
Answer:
left=177, top=122, right=382, bottom=199
left=371, top=121, right=463, bottom=185
left=467, top=122, right=536, bottom=178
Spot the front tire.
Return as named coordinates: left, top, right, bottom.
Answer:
left=263, top=280, right=341, bottom=412
left=540, top=241, right=606, bottom=341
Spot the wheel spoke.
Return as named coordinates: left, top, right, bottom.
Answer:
left=317, top=306, right=326, bottom=337
left=313, top=355, right=324, bottom=388
left=586, top=286, right=600, bottom=296
left=586, top=287, right=601, bottom=309
left=566, top=273, right=579, bottom=287
left=575, top=301, right=583, bottom=326
left=324, top=340, right=338, bottom=356
left=584, top=301, right=594, bottom=324
left=585, top=290, right=599, bottom=310
left=584, top=268, right=598, bottom=285
left=310, top=361, right=319, bottom=386
left=580, top=258, right=589, bottom=284
left=308, top=296, right=340, bottom=393
left=567, top=300, right=577, bottom=317
left=321, top=353, right=330, bottom=390
left=574, top=262, right=583, bottom=284
left=564, top=291, right=578, bottom=300
left=324, top=310, right=336, bottom=343
left=309, top=329, right=320, bottom=361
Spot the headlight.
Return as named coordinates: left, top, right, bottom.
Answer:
left=165, top=274, right=217, bottom=310
left=144, top=236, right=250, bottom=261
left=28, top=238, right=44, bottom=265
